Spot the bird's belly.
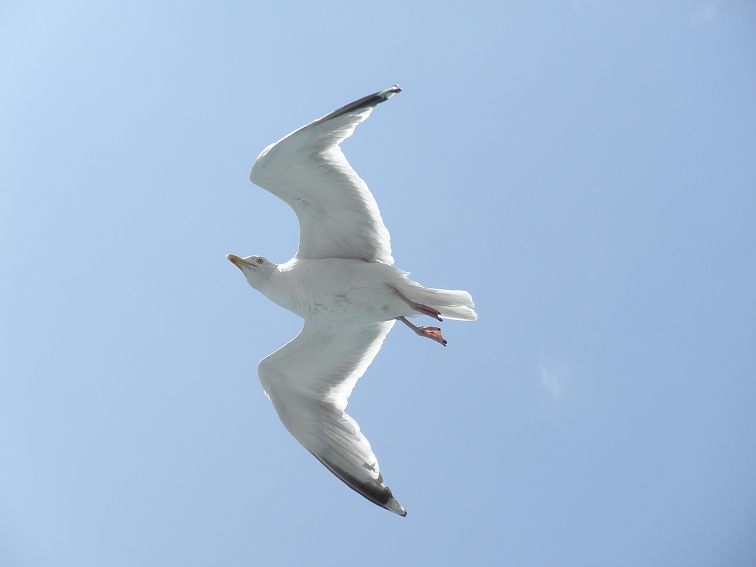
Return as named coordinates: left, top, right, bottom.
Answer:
left=286, top=282, right=402, bottom=322
left=269, top=260, right=409, bottom=322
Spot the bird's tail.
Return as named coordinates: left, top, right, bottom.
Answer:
left=398, top=280, right=477, bottom=321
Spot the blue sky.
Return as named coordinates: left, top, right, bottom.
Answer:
left=1, top=1, right=754, bottom=565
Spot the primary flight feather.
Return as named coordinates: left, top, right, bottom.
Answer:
left=227, top=85, right=476, bottom=516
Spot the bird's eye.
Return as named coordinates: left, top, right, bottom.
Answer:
left=256, top=258, right=264, bottom=264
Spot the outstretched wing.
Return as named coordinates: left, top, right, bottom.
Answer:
left=249, top=86, right=401, bottom=265
left=257, top=319, right=406, bottom=516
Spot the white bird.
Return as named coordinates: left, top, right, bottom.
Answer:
left=227, top=86, right=476, bottom=516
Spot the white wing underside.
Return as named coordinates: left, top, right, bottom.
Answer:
left=249, top=86, right=401, bottom=265
left=258, top=320, right=406, bottom=515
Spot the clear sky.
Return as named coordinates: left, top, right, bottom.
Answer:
left=1, top=1, right=754, bottom=565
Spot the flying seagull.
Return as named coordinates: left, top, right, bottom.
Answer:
left=227, top=85, right=476, bottom=516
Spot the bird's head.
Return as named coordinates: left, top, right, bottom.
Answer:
left=227, top=254, right=277, bottom=291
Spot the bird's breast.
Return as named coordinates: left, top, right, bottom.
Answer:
left=263, top=258, right=406, bottom=322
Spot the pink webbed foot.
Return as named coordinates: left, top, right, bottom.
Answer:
left=416, top=326, right=447, bottom=346
left=414, top=305, right=443, bottom=322
left=391, top=287, right=443, bottom=322
left=396, top=316, right=447, bottom=346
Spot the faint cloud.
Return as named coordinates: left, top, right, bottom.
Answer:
left=539, top=363, right=566, bottom=401
left=694, top=0, right=720, bottom=22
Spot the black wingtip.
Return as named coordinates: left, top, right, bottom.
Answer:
left=312, top=453, right=407, bottom=516
left=377, top=84, right=402, bottom=99
left=317, top=85, right=402, bottom=123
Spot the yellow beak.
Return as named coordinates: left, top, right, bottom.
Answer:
left=226, top=254, right=249, bottom=267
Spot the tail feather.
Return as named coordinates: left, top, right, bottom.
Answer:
left=400, top=280, right=477, bottom=321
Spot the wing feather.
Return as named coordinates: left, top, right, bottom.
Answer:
left=249, top=86, right=401, bottom=264
left=257, top=320, right=406, bottom=516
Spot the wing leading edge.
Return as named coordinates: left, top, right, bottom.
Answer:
left=249, top=86, right=401, bottom=265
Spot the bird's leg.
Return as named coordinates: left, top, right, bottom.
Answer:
left=396, top=316, right=447, bottom=347
left=391, top=287, right=443, bottom=322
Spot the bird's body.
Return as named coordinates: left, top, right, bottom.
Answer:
left=248, top=257, right=407, bottom=322
left=228, top=86, right=476, bottom=516
left=238, top=256, right=474, bottom=324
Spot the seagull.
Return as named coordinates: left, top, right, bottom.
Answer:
left=227, top=85, right=476, bottom=516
